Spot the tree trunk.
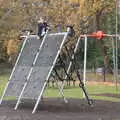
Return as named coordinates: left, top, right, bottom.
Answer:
left=95, top=12, right=113, bottom=82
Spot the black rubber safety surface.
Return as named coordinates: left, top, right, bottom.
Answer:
left=0, top=98, right=120, bottom=120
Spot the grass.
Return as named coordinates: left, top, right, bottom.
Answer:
left=87, top=72, right=114, bottom=82
left=0, top=74, right=9, bottom=96
left=44, top=84, right=120, bottom=102
left=0, top=73, right=120, bottom=102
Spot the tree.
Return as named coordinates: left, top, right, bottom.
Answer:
left=74, top=0, right=115, bottom=73
left=0, top=0, right=117, bottom=72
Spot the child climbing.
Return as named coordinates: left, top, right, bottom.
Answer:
left=37, top=17, right=48, bottom=39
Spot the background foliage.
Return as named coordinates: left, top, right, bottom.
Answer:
left=0, top=0, right=119, bottom=72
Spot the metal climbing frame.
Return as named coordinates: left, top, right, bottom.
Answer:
left=80, top=31, right=120, bottom=90
left=0, top=27, right=95, bottom=113
left=13, top=29, right=70, bottom=114
left=0, top=27, right=70, bottom=113
left=58, top=31, right=120, bottom=105
left=54, top=35, right=93, bottom=105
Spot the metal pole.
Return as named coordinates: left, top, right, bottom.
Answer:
left=83, top=35, right=87, bottom=97
left=32, top=28, right=70, bottom=114
left=0, top=31, right=30, bottom=105
left=55, top=79, right=68, bottom=103
left=83, top=35, right=87, bottom=86
left=115, top=0, right=118, bottom=90
left=112, top=37, right=116, bottom=84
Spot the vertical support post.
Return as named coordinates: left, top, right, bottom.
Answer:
left=83, top=35, right=87, bottom=97
left=32, top=28, right=70, bottom=114
left=83, top=35, right=87, bottom=86
left=111, top=37, right=116, bottom=84
left=115, top=0, right=118, bottom=90
left=0, top=31, right=30, bottom=105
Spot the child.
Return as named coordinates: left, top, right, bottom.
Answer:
left=37, top=17, right=48, bottom=39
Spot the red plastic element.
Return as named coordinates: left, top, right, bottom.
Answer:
left=80, top=31, right=107, bottom=40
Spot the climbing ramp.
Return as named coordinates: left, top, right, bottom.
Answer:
left=0, top=29, right=69, bottom=113
left=15, top=32, right=69, bottom=113
left=22, top=33, right=68, bottom=99
left=0, top=35, right=41, bottom=100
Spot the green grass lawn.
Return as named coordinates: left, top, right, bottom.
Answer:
left=0, top=73, right=120, bottom=102
left=0, top=74, right=9, bottom=96
left=44, top=84, right=120, bottom=102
